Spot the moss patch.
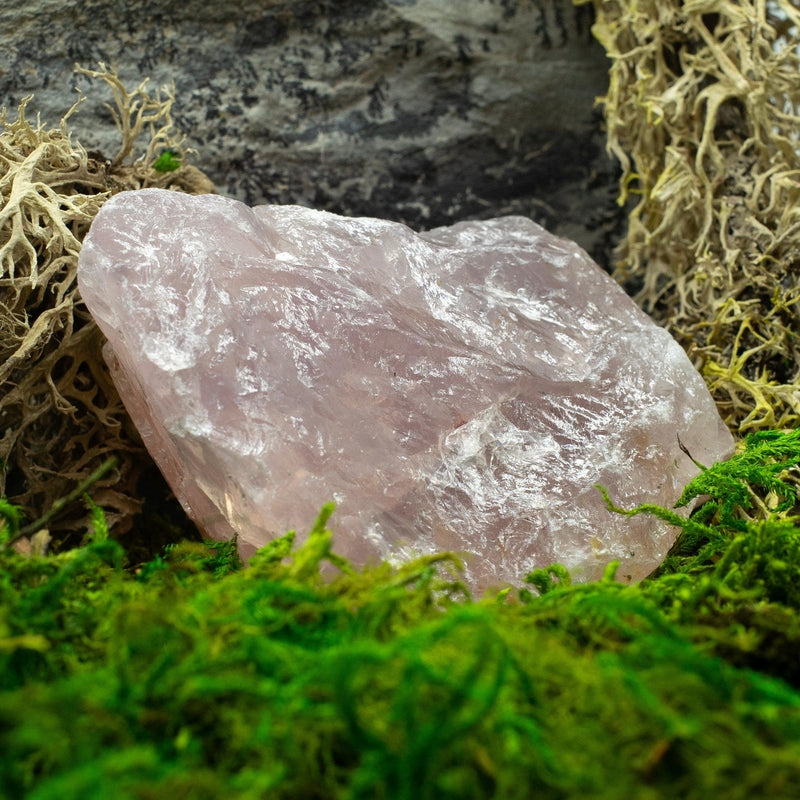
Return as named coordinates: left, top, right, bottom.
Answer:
left=3, top=432, right=800, bottom=798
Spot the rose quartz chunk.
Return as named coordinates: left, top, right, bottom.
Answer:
left=78, top=189, right=733, bottom=590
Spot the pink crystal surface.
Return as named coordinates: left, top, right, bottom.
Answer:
left=78, top=189, right=734, bottom=591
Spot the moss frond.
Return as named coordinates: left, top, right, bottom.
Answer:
left=3, top=433, right=800, bottom=796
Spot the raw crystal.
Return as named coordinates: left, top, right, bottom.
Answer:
left=78, top=189, right=734, bottom=591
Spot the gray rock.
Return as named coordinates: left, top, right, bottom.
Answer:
left=1, top=0, right=622, bottom=260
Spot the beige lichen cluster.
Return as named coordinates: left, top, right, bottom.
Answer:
left=578, top=0, right=800, bottom=433
left=0, top=64, right=214, bottom=545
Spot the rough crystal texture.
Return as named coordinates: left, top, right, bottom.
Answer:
left=78, top=189, right=734, bottom=591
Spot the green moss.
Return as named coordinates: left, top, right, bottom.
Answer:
left=153, top=149, right=181, bottom=173
left=3, top=431, right=800, bottom=798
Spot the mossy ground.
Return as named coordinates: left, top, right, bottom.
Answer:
left=3, top=431, right=800, bottom=798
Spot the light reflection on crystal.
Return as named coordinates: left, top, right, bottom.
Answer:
left=79, top=189, right=735, bottom=592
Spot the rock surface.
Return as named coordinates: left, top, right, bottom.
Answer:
left=78, top=189, right=734, bottom=590
left=1, top=0, right=622, bottom=259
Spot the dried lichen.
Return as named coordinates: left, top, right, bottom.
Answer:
left=577, top=0, right=800, bottom=432
left=72, top=63, right=214, bottom=194
left=0, top=63, right=214, bottom=549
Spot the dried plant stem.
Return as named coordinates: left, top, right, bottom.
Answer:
left=10, top=456, right=118, bottom=545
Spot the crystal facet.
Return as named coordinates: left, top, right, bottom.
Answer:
left=78, top=189, right=734, bottom=590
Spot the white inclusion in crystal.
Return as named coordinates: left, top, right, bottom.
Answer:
left=217, top=330, right=236, bottom=351
left=173, top=414, right=215, bottom=439
left=447, top=355, right=474, bottom=376
left=224, top=492, right=236, bottom=523
left=364, top=521, right=388, bottom=553
left=288, top=416, right=308, bottom=436
left=142, top=333, right=197, bottom=371
left=432, top=406, right=560, bottom=513
left=235, top=362, right=266, bottom=395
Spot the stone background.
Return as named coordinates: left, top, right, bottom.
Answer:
left=1, top=0, right=622, bottom=263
